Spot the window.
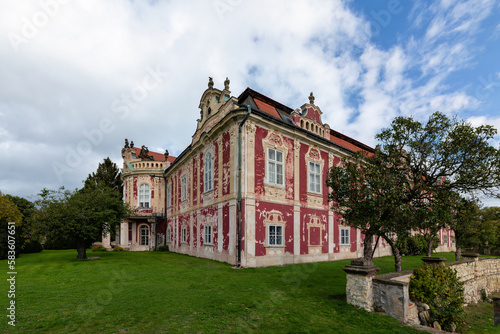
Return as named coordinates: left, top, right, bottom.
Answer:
left=268, top=225, right=283, bottom=246
left=204, top=225, right=212, bottom=244
left=204, top=152, right=213, bottom=192
left=166, top=227, right=171, bottom=243
left=340, top=228, right=350, bottom=245
left=308, top=161, right=321, bottom=193
left=139, top=183, right=150, bottom=208
left=181, top=227, right=187, bottom=243
left=140, top=225, right=149, bottom=246
left=167, top=185, right=171, bottom=208
left=443, top=234, right=448, bottom=244
left=181, top=176, right=187, bottom=201
left=267, top=148, right=284, bottom=186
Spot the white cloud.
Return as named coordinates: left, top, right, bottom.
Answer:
left=0, top=0, right=497, bottom=204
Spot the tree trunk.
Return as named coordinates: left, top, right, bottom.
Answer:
left=426, top=235, right=434, bottom=257
left=455, top=246, right=462, bottom=261
left=77, top=242, right=87, bottom=260
left=384, top=235, right=402, bottom=272
left=363, top=233, right=374, bottom=265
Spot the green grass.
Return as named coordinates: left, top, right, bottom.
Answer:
left=0, top=250, right=495, bottom=333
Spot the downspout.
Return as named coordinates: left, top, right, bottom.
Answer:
left=163, top=168, right=168, bottom=248
left=237, top=105, right=252, bottom=267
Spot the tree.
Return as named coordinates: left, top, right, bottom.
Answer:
left=84, top=157, right=123, bottom=194
left=375, top=112, right=500, bottom=256
left=0, top=192, right=23, bottom=260
left=5, top=194, right=39, bottom=252
left=327, top=148, right=413, bottom=270
left=328, top=112, right=500, bottom=271
left=34, top=187, right=131, bottom=259
left=448, top=196, right=480, bottom=261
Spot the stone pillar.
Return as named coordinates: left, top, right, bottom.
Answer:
left=102, top=232, right=112, bottom=250
left=421, top=256, right=446, bottom=265
left=119, top=222, right=128, bottom=247
left=343, top=258, right=381, bottom=311
left=462, top=253, right=480, bottom=262
left=493, top=295, right=500, bottom=326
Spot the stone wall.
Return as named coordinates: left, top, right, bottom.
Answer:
left=344, top=257, right=500, bottom=324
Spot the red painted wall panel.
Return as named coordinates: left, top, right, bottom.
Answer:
left=213, top=139, right=219, bottom=199
left=283, top=136, right=294, bottom=200
left=300, top=207, right=329, bottom=255
left=222, top=131, right=231, bottom=196
left=254, top=126, right=268, bottom=195
left=350, top=226, right=357, bottom=252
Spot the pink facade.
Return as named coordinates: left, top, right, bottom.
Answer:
left=118, top=78, right=455, bottom=266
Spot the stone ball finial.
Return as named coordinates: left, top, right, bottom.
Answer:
left=208, top=77, right=214, bottom=89
left=224, top=77, right=230, bottom=90
left=309, top=92, right=315, bottom=105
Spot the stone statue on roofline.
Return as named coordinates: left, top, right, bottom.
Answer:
left=309, top=92, right=315, bottom=105
left=138, top=145, right=154, bottom=161
left=124, top=138, right=129, bottom=148
left=164, top=149, right=169, bottom=162
left=224, top=77, right=230, bottom=91
left=208, top=77, right=214, bottom=89
left=130, top=140, right=134, bottom=148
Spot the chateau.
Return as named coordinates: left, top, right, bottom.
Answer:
left=116, top=78, right=455, bottom=267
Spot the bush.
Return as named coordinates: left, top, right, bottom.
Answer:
left=91, top=245, right=107, bottom=252
left=397, top=235, right=439, bottom=256
left=409, top=264, right=464, bottom=331
left=22, top=239, right=43, bottom=254
left=156, top=245, right=169, bottom=252
left=112, top=246, right=124, bottom=251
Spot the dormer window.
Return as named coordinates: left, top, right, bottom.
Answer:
left=215, top=96, right=220, bottom=103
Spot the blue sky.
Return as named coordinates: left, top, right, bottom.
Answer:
left=1, top=0, right=499, bottom=205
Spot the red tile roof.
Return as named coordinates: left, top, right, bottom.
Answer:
left=133, top=147, right=176, bottom=162
left=254, top=97, right=282, bottom=120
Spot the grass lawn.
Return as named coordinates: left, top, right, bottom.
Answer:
left=0, top=250, right=496, bottom=333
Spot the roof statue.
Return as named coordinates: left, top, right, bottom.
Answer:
left=130, top=140, right=134, bottom=148
left=208, top=77, right=214, bottom=89
left=164, top=149, right=169, bottom=161
left=224, top=77, right=230, bottom=90
left=124, top=138, right=129, bottom=148
left=138, top=145, right=154, bottom=161
left=309, top=92, right=315, bottom=105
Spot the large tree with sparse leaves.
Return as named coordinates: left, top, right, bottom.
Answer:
left=328, top=111, right=500, bottom=271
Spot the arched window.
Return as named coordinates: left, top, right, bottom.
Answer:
left=139, top=183, right=150, bottom=208
left=139, top=225, right=149, bottom=245
left=204, top=152, right=213, bottom=192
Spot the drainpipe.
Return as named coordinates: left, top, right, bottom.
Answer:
left=163, top=168, right=168, bottom=248
left=237, top=105, right=252, bottom=267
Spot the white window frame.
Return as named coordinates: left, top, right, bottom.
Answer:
left=166, top=227, right=171, bottom=243
left=181, top=226, right=187, bottom=243
left=181, top=176, right=187, bottom=201
left=204, top=152, right=213, bottom=192
left=138, top=183, right=150, bottom=208
left=340, top=228, right=350, bottom=246
left=139, top=225, right=149, bottom=246
left=204, top=225, right=212, bottom=245
left=308, top=161, right=321, bottom=194
left=267, top=224, right=283, bottom=247
left=167, top=184, right=171, bottom=208
left=267, top=147, right=284, bottom=186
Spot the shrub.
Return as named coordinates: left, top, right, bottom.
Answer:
left=113, top=246, right=124, bottom=251
left=22, top=239, right=43, bottom=254
left=397, top=235, right=439, bottom=256
left=156, top=245, right=169, bottom=252
left=409, top=264, right=464, bottom=331
left=91, top=245, right=107, bottom=252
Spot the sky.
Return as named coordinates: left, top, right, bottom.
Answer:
left=1, top=0, right=499, bottom=206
